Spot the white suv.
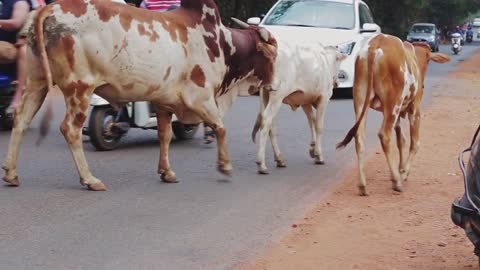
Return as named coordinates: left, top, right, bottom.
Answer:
left=248, top=0, right=381, bottom=96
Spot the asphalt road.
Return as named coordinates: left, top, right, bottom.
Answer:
left=0, top=44, right=477, bottom=270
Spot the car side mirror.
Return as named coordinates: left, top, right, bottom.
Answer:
left=247, top=17, right=261, bottom=25
left=360, top=23, right=380, bottom=33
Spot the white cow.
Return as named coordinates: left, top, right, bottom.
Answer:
left=252, top=41, right=346, bottom=174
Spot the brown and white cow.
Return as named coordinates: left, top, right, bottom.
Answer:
left=1, top=0, right=277, bottom=190
left=337, top=34, right=450, bottom=196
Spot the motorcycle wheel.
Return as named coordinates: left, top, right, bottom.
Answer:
left=88, top=106, right=122, bottom=151
left=172, top=122, right=199, bottom=140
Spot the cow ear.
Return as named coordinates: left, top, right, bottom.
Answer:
left=430, top=53, right=450, bottom=63
left=258, top=28, right=270, bottom=42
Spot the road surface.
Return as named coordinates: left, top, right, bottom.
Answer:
left=0, top=45, right=477, bottom=270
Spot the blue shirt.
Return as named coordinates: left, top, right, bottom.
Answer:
left=0, top=0, right=30, bottom=44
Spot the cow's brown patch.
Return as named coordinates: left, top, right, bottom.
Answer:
left=62, top=35, right=75, bottom=70
left=73, top=112, right=87, bottom=129
left=163, top=67, right=172, bottom=81
left=190, top=65, right=206, bottom=88
left=64, top=80, right=90, bottom=98
left=119, top=13, right=133, bottom=32
left=58, top=0, right=87, bottom=17
left=138, top=24, right=146, bottom=36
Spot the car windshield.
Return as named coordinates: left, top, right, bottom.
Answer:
left=263, top=0, right=355, bottom=30
left=411, top=25, right=434, bottom=34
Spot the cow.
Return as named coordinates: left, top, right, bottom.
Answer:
left=336, top=34, right=450, bottom=196
left=1, top=0, right=277, bottom=191
left=250, top=39, right=347, bottom=175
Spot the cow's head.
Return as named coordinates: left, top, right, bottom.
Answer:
left=325, top=46, right=348, bottom=88
left=411, top=42, right=450, bottom=81
left=231, top=18, right=278, bottom=86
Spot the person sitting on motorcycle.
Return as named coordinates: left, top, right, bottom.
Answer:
left=0, top=0, right=30, bottom=113
left=140, top=0, right=180, bottom=12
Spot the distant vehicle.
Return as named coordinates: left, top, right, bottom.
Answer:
left=452, top=125, right=480, bottom=264
left=451, top=32, right=463, bottom=55
left=247, top=0, right=381, bottom=97
left=406, top=23, right=441, bottom=52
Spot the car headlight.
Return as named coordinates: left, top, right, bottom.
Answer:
left=337, top=41, right=356, bottom=55
left=406, top=35, right=412, bottom=41
left=428, top=36, right=435, bottom=42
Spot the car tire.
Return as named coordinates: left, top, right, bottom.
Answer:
left=172, top=122, right=199, bottom=140
left=88, top=106, right=122, bottom=151
left=333, top=87, right=353, bottom=99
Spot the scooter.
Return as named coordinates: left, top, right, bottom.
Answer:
left=451, top=125, right=480, bottom=263
left=467, top=29, right=474, bottom=43
left=0, top=73, right=15, bottom=130
left=451, top=33, right=463, bottom=55
left=83, top=94, right=200, bottom=151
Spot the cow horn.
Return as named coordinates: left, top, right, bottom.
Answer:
left=231, top=17, right=250, bottom=29
left=258, top=28, right=270, bottom=42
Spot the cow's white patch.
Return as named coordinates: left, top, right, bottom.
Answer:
left=375, top=48, right=383, bottom=59
left=201, top=4, right=216, bottom=21
left=359, top=43, right=370, bottom=60
left=401, top=61, right=418, bottom=98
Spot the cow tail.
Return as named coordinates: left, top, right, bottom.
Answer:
left=251, top=87, right=269, bottom=143
left=35, top=6, right=55, bottom=146
left=336, top=46, right=375, bottom=150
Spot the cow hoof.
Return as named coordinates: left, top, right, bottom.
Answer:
left=3, top=175, right=19, bottom=187
left=87, top=182, right=107, bottom=191
left=358, top=186, right=369, bottom=196
left=392, top=182, right=403, bottom=193
left=276, top=160, right=287, bottom=168
left=161, top=171, right=178, bottom=183
left=315, top=160, right=325, bottom=165
left=218, top=163, right=233, bottom=177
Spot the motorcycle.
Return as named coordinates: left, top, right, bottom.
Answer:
left=451, top=125, right=480, bottom=263
left=467, top=29, right=474, bottom=43
left=83, top=94, right=200, bottom=151
left=0, top=73, right=15, bottom=130
left=451, top=33, right=463, bottom=55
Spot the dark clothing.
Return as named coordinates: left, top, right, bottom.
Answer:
left=0, top=0, right=29, bottom=44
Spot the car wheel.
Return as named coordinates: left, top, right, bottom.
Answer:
left=172, top=122, right=199, bottom=140
left=88, top=106, right=122, bottom=151
left=333, top=87, right=353, bottom=99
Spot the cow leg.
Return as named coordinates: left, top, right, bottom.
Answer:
left=156, top=110, right=177, bottom=183
left=302, top=105, right=318, bottom=161
left=354, top=112, right=369, bottom=195
left=405, top=109, right=421, bottom=178
left=378, top=113, right=403, bottom=192
left=2, top=79, right=47, bottom=186
left=395, top=121, right=408, bottom=181
left=269, top=121, right=286, bottom=168
left=313, top=95, right=329, bottom=165
left=61, top=91, right=106, bottom=191
left=256, top=92, right=283, bottom=174
left=194, top=98, right=232, bottom=176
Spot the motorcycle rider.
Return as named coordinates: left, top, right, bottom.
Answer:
left=0, top=0, right=30, bottom=114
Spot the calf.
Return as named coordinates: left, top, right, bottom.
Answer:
left=251, top=41, right=346, bottom=174
left=2, top=0, right=277, bottom=190
left=337, top=34, right=450, bottom=196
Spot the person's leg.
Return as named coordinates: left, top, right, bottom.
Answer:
left=9, top=41, right=26, bottom=110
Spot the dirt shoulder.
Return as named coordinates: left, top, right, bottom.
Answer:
left=239, top=52, right=480, bottom=270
